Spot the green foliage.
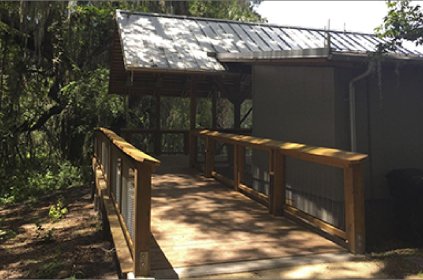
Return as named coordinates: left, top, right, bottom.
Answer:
left=189, top=0, right=262, bottom=22
left=376, top=0, right=423, bottom=51
left=49, top=199, right=68, bottom=221
left=0, top=160, right=83, bottom=205
left=0, top=1, right=259, bottom=203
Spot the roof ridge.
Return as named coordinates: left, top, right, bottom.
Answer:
left=116, top=9, right=378, bottom=37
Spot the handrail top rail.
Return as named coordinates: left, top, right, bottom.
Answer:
left=120, top=127, right=252, bottom=133
left=97, top=127, right=160, bottom=166
left=192, top=129, right=367, bottom=166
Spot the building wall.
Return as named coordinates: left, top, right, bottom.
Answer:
left=334, top=65, right=423, bottom=200
left=332, top=64, right=423, bottom=248
left=252, top=65, right=346, bottom=229
left=252, top=65, right=337, bottom=146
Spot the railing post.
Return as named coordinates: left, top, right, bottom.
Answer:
left=234, top=144, right=245, bottom=191
left=269, top=149, right=285, bottom=216
left=204, top=136, right=215, bottom=177
left=344, top=163, right=365, bottom=254
left=133, top=162, right=152, bottom=277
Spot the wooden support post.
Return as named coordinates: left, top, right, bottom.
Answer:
left=212, top=92, right=217, bottom=129
left=269, top=150, right=285, bottom=216
left=344, top=163, right=365, bottom=254
left=133, top=163, right=153, bottom=277
left=234, top=99, right=242, bottom=129
left=204, top=137, right=215, bottom=177
left=153, top=95, right=161, bottom=155
left=189, top=79, right=198, bottom=167
left=234, top=145, right=245, bottom=191
left=190, top=77, right=197, bottom=130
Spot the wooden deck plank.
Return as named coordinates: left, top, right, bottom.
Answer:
left=150, top=156, right=346, bottom=277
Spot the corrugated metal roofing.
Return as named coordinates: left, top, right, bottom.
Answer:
left=116, top=10, right=423, bottom=72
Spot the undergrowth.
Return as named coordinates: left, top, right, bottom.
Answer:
left=0, top=160, right=84, bottom=206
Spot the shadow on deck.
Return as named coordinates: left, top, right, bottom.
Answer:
left=149, top=155, right=349, bottom=279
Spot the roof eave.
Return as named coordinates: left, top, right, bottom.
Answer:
left=216, top=48, right=331, bottom=63
left=216, top=48, right=423, bottom=65
left=331, top=51, right=423, bottom=64
left=125, top=65, right=228, bottom=75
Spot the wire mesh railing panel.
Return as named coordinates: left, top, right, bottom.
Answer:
left=131, top=133, right=154, bottom=155
left=196, top=136, right=206, bottom=172
left=110, top=148, right=116, bottom=197
left=121, top=159, right=136, bottom=243
left=285, top=157, right=345, bottom=230
left=241, top=147, right=270, bottom=196
left=113, top=157, right=122, bottom=207
left=162, top=133, right=184, bottom=154
left=127, top=168, right=135, bottom=242
left=214, top=141, right=234, bottom=181
left=101, top=140, right=108, bottom=176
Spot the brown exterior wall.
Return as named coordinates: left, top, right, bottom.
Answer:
left=252, top=65, right=337, bottom=147
left=252, top=65, right=345, bottom=229
left=252, top=62, right=423, bottom=249
left=334, top=64, right=423, bottom=200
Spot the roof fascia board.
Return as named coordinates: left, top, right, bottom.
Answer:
left=331, top=51, right=423, bottom=64
left=216, top=48, right=331, bottom=62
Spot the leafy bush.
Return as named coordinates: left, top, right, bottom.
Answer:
left=49, top=199, right=69, bottom=221
left=0, top=160, right=83, bottom=206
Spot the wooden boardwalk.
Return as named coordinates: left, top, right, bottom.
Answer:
left=149, top=156, right=348, bottom=279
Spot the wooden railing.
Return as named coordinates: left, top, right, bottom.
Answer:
left=120, top=127, right=251, bottom=155
left=93, top=127, right=160, bottom=277
left=190, top=129, right=367, bottom=254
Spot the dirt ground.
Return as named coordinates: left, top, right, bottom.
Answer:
left=0, top=186, right=118, bottom=279
left=0, top=185, right=422, bottom=279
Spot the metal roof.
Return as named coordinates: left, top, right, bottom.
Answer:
left=116, top=10, right=423, bottom=72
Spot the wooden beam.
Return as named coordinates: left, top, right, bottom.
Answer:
left=97, top=128, right=160, bottom=165
left=103, top=194, right=134, bottom=276
left=344, top=163, right=366, bottom=254
left=153, top=95, right=161, bottom=155
left=190, top=79, right=197, bottom=130
left=284, top=205, right=347, bottom=240
left=270, top=150, right=285, bottom=216
left=133, top=162, right=153, bottom=277
left=191, top=130, right=367, bottom=168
